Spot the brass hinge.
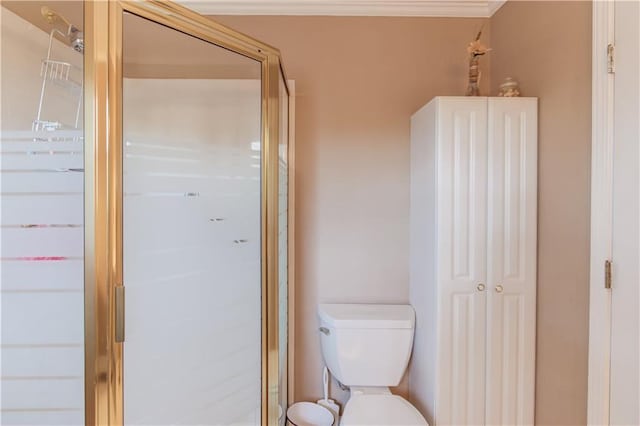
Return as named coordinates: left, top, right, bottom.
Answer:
left=115, top=286, right=125, bottom=342
left=604, top=260, right=612, bottom=289
left=607, top=44, right=615, bottom=74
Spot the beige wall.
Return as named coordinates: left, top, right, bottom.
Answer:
left=213, top=15, right=490, bottom=404
left=490, top=2, right=592, bottom=425
left=216, top=4, right=592, bottom=423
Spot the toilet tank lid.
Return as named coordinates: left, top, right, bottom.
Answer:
left=318, top=304, right=415, bottom=329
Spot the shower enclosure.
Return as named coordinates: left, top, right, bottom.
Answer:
left=1, top=1, right=292, bottom=425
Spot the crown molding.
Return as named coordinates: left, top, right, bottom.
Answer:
left=487, top=0, right=506, bottom=16
left=177, top=0, right=507, bottom=18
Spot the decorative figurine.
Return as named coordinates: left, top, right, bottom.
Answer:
left=498, top=77, right=521, bottom=97
left=466, top=29, right=491, bottom=96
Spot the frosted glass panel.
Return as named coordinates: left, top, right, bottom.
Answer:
left=277, top=72, right=289, bottom=425
left=1, top=2, right=84, bottom=425
left=122, top=13, right=262, bottom=425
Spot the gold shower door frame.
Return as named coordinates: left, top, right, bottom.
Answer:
left=83, top=1, right=289, bottom=425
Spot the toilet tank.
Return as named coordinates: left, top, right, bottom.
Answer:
left=318, top=304, right=416, bottom=387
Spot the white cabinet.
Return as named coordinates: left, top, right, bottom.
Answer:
left=409, top=97, right=537, bottom=426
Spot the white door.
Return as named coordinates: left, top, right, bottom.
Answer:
left=609, top=1, right=640, bottom=424
left=485, top=99, right=538, bottom=425
left=436, top=98, right=488, bottom=425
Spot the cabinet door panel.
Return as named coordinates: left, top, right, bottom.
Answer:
left=436, top=98, right=487, bottom=425
left=486, top=98, right=537, bottom=425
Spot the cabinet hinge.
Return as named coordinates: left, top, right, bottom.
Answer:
left=607, top=44, right=615, bottom=74
left=115, top=286, right=125, bottom=342
left=604, top=260, right=612, bottom=289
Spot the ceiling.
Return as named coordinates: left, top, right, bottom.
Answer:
left=177, top=0, right=507, bottom=17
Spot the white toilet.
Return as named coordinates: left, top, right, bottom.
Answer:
left=318, top=303, right=428, bottom=426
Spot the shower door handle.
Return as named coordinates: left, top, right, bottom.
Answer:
left=115, top=286, right=125, bottom=343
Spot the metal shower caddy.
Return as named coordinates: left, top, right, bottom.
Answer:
left=33, top=8, right=83, bottom=132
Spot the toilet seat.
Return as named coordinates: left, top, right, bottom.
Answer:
left=340, top=394, right=428, bottom=426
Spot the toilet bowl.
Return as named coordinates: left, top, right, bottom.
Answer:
left=340, top=388, right=426, bottom=426
left=318, top=304, right=428, bottom=426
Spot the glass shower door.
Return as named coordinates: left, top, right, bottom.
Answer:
left=122, top=12, right=263, bottom=425
left=1, top=2, right=85, bottom=424
left=277, top=71, right=290, bottom=426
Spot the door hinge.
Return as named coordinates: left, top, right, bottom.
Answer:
left=115, top=286, right=125, bottom=342
left=604, top=260, right=612, bottom=289
left=607, top=44, right=615, bottom=74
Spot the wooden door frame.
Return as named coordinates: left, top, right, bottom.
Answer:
left=587, top=2, right=614, bottom=424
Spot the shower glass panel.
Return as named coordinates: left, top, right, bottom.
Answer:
left=122, top=12, right=262, bottom=425
left=277, top=71, right=289, bottom=426
left=1, top=1, right=85, bottom=425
